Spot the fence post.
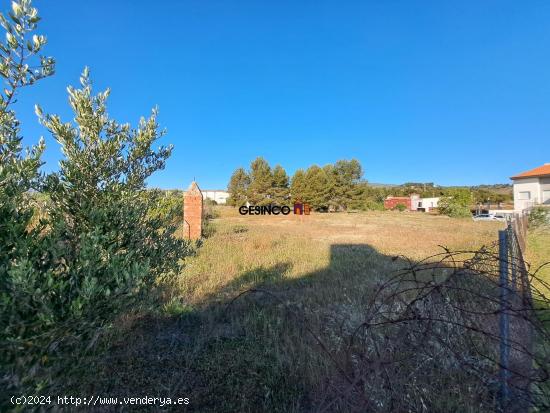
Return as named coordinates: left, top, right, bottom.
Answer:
left=498, top=229, right=510, bottom=413
left=509, top=228, right=517, bottom=291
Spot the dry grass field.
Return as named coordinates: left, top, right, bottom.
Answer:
left=104, top=209, right=502, bottom=408
left=181, top=206, right=502, bottom=304
left=83, top=207, right=512, bottom=412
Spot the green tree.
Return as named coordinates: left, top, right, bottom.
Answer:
left=0, top=0, right=57, bottom=396
left=235, top=158, right=365, bottom=211
left=0, top=0, right=189, bottom=399
left=303, top=165, right=331, bottom=210
left=270, top=164, right=290, bottom=205
left=227, top=167, right=250, bottom=206
left=322, top=164, right=337, bottom=208
left=0, top=0, right=54, bottom=276
left=37, top=66, right=187, bottom=291
left=472, top=188, right=508, bottom=205
left=8, top=69, right=189, bottom=394
left=438, top=188, right=473, bottom=217
left=325, top=159, right=363, bottom=211
left=1, top=13, right=189, bottom=394
left=290, top=169, right=306, bottom=203
left=247, top=156, right=273, bottom=205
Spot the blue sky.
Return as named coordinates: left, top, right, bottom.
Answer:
left=13, top=0, right=550, bottom=189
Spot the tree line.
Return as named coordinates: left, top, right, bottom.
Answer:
left=227, top=158, right=513, bottom=214
left=228, top=157, right=364, bottom=211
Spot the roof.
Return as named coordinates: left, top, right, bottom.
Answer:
left=185, top=181, right=202, bottom=195
left=511, top=163, right=550, bottom=180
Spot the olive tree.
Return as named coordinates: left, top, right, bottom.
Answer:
left=0, top=0, right=54, bottom=275
left=1, top=0, right=189, bottom=399
left=438, top=188, right=473, bottom=218
left=0, top=0, right=57, bottom=396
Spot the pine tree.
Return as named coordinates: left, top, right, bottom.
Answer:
left=247, top=156, right=273, bottom=205
left=303, top=165, right=331, bottom=210
left=329, top=159, right=363, bottom=211
left=233, top=158, right=364, bottom=211
left=227, top=167, right=250, bottom=206
left=322, top=164, right=337, bottom=210
left=290, top=169, right=306, bottom=203
left=270, top=164, right=290, bottom=205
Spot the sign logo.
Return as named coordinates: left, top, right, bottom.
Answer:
left=239, top=202, right=311, bottom=216
left=293, top=202, right=311, bottom=215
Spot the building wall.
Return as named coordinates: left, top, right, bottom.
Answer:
left=202, top=190, right=230, bottom=204
left=410, top=194, right=420, bottom=211
left=541, top=177, right=550, bottom=204
left=513, top=178, right=540, bottom=211
left=418, top=197, right=440, bottom=211
left=384, top=197, right=412, bottom=210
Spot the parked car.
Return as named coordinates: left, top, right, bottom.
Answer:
left=472, top=213, right=506, bottom=222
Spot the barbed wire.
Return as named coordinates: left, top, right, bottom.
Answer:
left=230, top=241, right=550, bottom=412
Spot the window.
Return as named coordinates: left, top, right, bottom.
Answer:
left=518, top=191, right=531, bottom=200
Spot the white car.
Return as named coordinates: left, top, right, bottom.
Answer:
left=472, top=213, right=506, bottom=222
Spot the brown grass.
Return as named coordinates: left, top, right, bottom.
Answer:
left=82, top=207, right=507, bottom=412
left=180, top=206, right=502, bottom=305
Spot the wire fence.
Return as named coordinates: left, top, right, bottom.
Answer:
left=497, top=213, right=535, bottom=412
left=232, top=212, right=550, bottom=412
left=321, top=222, right=549, bottom=412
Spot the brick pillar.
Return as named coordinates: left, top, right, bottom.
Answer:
left=183, top=181, right=203, bottom=240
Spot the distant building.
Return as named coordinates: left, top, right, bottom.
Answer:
left=384, top=194, right=420, bottom=211
left=202, top=189, right=230, bottom=204
left=416, top=197, right=440, bottom=212
left=384, top=194, right=440, bottom=212
left=511, top=163, right=550, bottom=211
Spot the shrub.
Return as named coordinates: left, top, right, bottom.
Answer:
left=0, top=0, right=57, bottom=397
left=529, top=207, right=549, bottom=229
left=438, top=189, right=472, bottom=218
left=363, top=199, right=385, bottom=211
left=394, top=203, right=407, bottom=212
left=146, top=189, right=183, bottom=227
left=0, top=3, right=190, bottom=398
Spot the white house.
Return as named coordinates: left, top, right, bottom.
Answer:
left=384, top=194, right=440, bottom=212
left=416, top=197, right=440, bottom=212
left=511, top=163, right=550, bottom=211
left=202, top=189, right=230, bottom=204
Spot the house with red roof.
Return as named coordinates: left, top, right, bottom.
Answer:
left=511, top=163, right=550, bottom=211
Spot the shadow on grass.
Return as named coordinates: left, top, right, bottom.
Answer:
left=75, top=243, right=549, bottom=413
left=223, top=262, right=292, bottom=293
left=74, top=244, right=400, bottom=411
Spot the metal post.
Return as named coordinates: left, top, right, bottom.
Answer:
left=498, top=229, right=510, bottom=412
left=509, top=229, right=517, bottom=292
